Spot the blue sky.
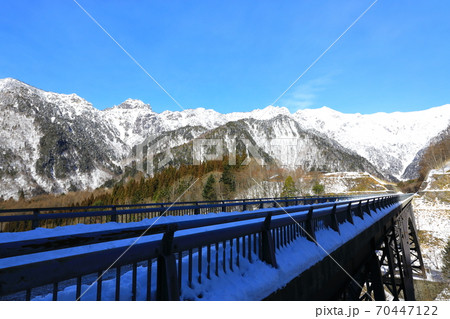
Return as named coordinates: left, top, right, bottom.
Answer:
left=1, top=0, right=449, bottom=114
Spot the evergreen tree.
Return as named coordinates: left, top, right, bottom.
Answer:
left=18, top=189, right=25, bottom=201
left=280, top=176, right=298, bottom=197
left=442, top=239, right=450, bottom=281
left=312, top=181, right=325, bottom=195
left=202, top=174, right=217, bottom=200
left=220, top=165, right=236, bottom=193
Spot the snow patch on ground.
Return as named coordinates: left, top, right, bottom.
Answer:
left=435, top=288, right=450, bottom=301
left=412, top=164, right=449, bottom=299
left=321, top=172, right=388, bottom=194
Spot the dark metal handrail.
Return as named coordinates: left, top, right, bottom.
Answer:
left=0, top=194, right=411, bottom=300
left=0, top=195, right=350, bottom=232
left=1, top=196, right=373, bottom=258
left=0, top=195, right=345, bottom=214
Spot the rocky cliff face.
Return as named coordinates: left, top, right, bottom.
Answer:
left=0, top=78, right=127, bottom=199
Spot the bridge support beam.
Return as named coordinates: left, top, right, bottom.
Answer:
left=397, top=213, right=415, bottom=300
left=345, top=201, right=424, bottom=301
left=381, top=231, right=400, bottom=300
left=405, top=205, right=426, bottom=278
left=367, top=250, right=386, bottom=301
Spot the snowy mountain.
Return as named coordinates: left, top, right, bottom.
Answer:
left=131, top=114, right=383, bottom=179
left=403, top=124, right=450, bottom=180
left=293, top=105, right=450, bottom=180
left=119, top=103, right=449, bottom=180
left=0, top=78, right=127, bottom=199
left=203, top=116, right=382, bottom=174
left=1, top=77, right=449, bottom=199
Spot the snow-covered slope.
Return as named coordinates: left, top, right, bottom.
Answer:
left=105, top=101, right=449, bottom=180
left=412, top=161, right=450, bottom=280
left=0, top=78, right=128, bottom=199
left=1, top=77, right=449, bottom=199
left=403, top=124, right=450, bottom=180
left=102, top=98, right=156, bottom=147
left=104, top=102, right=450, bottom=181
left=293, top=105, right=450, bottom=180
left=101, top=104, right=292, bottom=147
left=149, top=115, right=383, bottom=179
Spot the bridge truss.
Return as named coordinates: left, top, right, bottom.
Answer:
left=340, top=202, right=425, bottom=301
left=267, top=195, right=425, bottom=301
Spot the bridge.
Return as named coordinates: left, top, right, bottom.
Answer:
left=0, top=194, right=425, bottom=301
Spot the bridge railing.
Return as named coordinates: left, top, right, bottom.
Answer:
left=0, top=194, right=409, bottom=301
left=0, top=195, right=350, bottom=233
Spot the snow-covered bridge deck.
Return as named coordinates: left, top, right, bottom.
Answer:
left=0, top=194, right=423, bottom=301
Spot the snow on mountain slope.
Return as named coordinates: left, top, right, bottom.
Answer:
left=106, top=100, right=449, bottom=180
left=293, top=105, right=450, bottom=179
left=0, top=78, right=128, bottom=199
left=239, top=116, right=382, bottom=175
left=0, top=106, right=42, bottom=200
left=102, top=92, right=450, bottom=181
left=157, top=116, right=383, bottom=178
left=227, top=105, right=291, bottom=121
left=112, top=102, right=449, bottom=180
left=102, top=104, right=293, bottom=148
left=413, top=162, right=450, bottom=278
left=403, top=124, right=450, bottom=180
left=102, top=99, right=157, bottom=147
left=1, top=77, right=450, bottom=199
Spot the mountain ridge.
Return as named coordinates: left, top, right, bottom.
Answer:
left=1, top=77, right=449, bottom=199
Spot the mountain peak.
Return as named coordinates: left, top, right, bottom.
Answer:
left=0, top=77, right=31, bottom=91
left=263, top=105, right=291, bottom=113
left=296, top=105, right=341, bottom=114
left=115, top=98, right=152, bottom=111
left=245, top=105, right=291, bottom=120
left=317, top=106, right=338, bottom=112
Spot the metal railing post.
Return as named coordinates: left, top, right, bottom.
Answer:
left=346, top=202, right=354, bottom=225
left=221, top=201, right=226, bottom=212
left=194, top=202, right=200, bottom=215
left=370, top=198, right=376, bottom=212
left=365, top=199, right=371, bottom=216
left=156, top=226, right=179, bottom=301
left=111, top=206, right=117, bottom=222
left=330, top=204, right=340, bottom=234
left=31, top=209, right=40, bottom=230
left=356, top=201, right=364, bottom=219
left=261, top=213, right=277, bottom=268
left=305, top=207, right=317, bottom=243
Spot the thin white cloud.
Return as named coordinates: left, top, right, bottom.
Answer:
left=280, top=75, right=331, bottom=111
